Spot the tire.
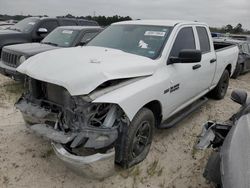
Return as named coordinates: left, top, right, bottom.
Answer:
left=231, top=63, right=242, bottom=79
left=209, top=69, right=229, bottom=100
left=116, top=108, right=155, bottom=168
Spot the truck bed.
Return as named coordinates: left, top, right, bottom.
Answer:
left=212, top=42, right=239, bottom=82
left=214, top=41, right=237, bottom=52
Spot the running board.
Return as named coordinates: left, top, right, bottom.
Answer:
left=159, top=97, right=208, bottom=129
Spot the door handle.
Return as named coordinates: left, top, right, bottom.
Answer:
left=210, top=58, right=216, bottom=63
left=192, top=64, right=201, bottom=70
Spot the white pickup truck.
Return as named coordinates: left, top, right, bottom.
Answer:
left=16, top=20, right=239, bottom=177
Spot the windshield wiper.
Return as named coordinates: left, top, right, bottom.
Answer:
left=41, top=42, right=58, bottom=46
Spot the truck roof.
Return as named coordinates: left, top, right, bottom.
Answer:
left=26, top=16, right=97, bottom=23
left=112, top=19, right=206, bottom=27
left=56, top=26, right=101, bottom=30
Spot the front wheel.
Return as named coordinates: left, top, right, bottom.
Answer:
left=208, top=69, right=229, bottom=100
left=116, top=108, right=155, bottom=168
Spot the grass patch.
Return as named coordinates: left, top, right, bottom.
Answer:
left=40, top=149, right=54, bottom=159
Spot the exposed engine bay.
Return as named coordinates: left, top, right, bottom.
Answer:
left=16, top=77, right=129, bottom=159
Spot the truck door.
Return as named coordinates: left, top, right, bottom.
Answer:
left=163, top=26, right=205, bottom=117
left=195, top=26, right=217, bottom=90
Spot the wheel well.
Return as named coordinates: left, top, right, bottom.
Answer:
left=143, top=100, right=162, bottom=127
left=225, top=64, right=232, bottom=75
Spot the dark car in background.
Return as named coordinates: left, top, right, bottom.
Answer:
left=214, top=38, right=250, bottom=78
left=0, top=17, right=99, bottom=56
left=0, top=26, right=102, bottom=80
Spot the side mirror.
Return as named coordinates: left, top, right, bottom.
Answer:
left=231, top=90, right=248, bottom=105
left=169, top=49, right=202, bottom=64
left=37, top=28, right=48, bottom=34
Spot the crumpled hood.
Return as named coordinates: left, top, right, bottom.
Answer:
left=17, top=46, right=157, bottom=96
left=3, top=43, right=60, bottom=56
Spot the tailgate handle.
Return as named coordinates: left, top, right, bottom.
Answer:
left=192, top=64, right=201, bottom=70
left=210, top=59, right=216, bottom=63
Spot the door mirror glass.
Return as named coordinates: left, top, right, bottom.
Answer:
left=37, top=28, right=48, bottom=34
left=169, top=49, right=202, bottom=64
left=231, top=90, right=248, bottom=105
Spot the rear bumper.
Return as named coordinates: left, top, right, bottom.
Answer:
left=52, top=142, right=116, bottom=179
left=0, top=60, right=24, bottom=81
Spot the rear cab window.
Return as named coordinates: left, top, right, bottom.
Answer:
left=196, top=26, right=211, bottom=53
left=78, top=20, right=98, bottom=26
left=60, top=19, right=77, bottom=26
left=169, top=27, right=196, bottom=59
left=39, top=20, right=59, bottom=33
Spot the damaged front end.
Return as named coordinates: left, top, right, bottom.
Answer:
left=16, top=78, right=128, bottom=178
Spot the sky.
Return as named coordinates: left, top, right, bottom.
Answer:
left=0, top=0, right=250, bottom=29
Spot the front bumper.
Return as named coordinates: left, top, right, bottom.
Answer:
left=0, top=60, right=24, bottom=81
left=52, top=142, right=116, bottom=179
left=16, top=99, right=118, bottom=149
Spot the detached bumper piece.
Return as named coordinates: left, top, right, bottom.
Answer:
left=52, top=142, right=116, bottom=179
left=196, top=121, right=232, bottom=150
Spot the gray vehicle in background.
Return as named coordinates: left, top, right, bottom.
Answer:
left=214, top=38, right=250, bottom=78
left=0, top=17, right=99, bottom=55
left=196, top=90, right=250, bottom=188
left=0, top=26, right=102, bottom=80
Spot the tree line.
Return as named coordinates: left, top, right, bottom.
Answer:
left=210, top=23, right=250, bottom=34
left=0, top=14, right=249, bottom=34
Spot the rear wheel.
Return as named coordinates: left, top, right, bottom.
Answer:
left=116, top=108, right=154, bottom=168
left=209, top=69, right=229, bottom=100
left=231, top=63, right=243, bottom=79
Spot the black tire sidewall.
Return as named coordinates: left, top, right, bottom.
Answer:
left=209, top=69, right=230, bottom=100
left=218, top=70, right=229, bottom=98
left=231, top=63, right=242, bottom=79
left=215, top=70, right=230, bottom=99
left=119, top=108, right=155, bottom=168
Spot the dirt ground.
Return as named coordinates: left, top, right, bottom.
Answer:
left=0, top=73, right=250, bottom=188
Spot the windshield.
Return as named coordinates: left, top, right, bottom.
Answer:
left=41, top=28, right=80, bottom=47
left=87, top=24, right=172, bottom=59
left=9, top=17, right=39, bottom=32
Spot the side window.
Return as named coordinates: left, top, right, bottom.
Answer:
left=61, top=20, right=77, bottom=26
left=197, top=27, right=211, bottom=53
left=169, top=27, right=196, bottom=58
left=39, top=20, right=59, bottom=33
left=81, top=32, right=98, bottom=43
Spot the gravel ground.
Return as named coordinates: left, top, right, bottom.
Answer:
left=0, top=72, right=250, bottom=188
